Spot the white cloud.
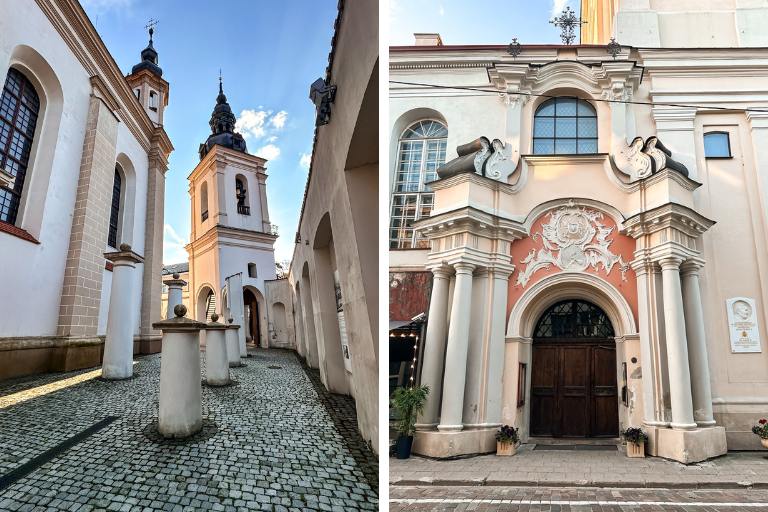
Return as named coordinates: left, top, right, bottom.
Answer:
left=257, top=144, right=281, bottom=161
left=551, top=0, right=569, bottom=17
left=439, top=4, right=445, bottom=16
left=163, top=224, right=188, bottom=264
left=299, top=152, right=312, bottom=169
left=235, top=109, right=269, bottom=139
left=266, top=135, right=278, bottom=143
left=270, top=111, right=288, bottom=130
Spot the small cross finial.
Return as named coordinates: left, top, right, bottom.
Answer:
left=550, top=6, right=586, bottom=45
left=218, top=69, right=223, bottom=94
left=145, top=18, right=158, bottom=42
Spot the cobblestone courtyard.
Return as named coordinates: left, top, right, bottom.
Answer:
left=0, top=349, right=378, bottom=511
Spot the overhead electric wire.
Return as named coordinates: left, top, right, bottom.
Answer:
left=389, top=80, right=768, bottom=114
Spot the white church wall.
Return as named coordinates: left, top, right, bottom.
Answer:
left=222, top=165, right=264, bottom=231
left=0, top=1, right=92, bottom=336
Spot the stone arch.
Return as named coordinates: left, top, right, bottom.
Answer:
left=4, top=45, right=64, bottom=239
left=235, top=173, right=249, bottom=213
left=507, top=272, right=637, bottom=340
left=293, top=280, right=306, bottom=358
left=113, top=153, right=137, bottom=247
left=243, top=285, right=268, bottom=347
left=300, top=262, right=320, bottom=367
left=272, top=301, right=287, bottom=343
left=311, top=212, right=349, bottom=394
left=196, top=284, right=216, bottom=322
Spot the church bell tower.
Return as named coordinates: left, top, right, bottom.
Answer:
left=126, top=22, right=169, bottom=125
left=186, top=79, right=277, bottom=348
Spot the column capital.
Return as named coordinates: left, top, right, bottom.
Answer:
left=104, top=243, right=144, bottom=266
left=680, top=258, right=705, bottom=276
left=430, top=266, right=453, bottom=279
left=657, top=255, right=684, bottom=271
left=629, top=257, right=652, bottom=276
left=453, top=262, right=476, bottom=275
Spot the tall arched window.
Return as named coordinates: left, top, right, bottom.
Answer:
left=390, top=120, right=447, bottom=249
left=0, top=68, right=41, bottom=225
left=533, top=97, right=597, bottom=155
left=200, top=181, right=209, bottom=222
left=107, top=165, right=123, bottom=248
left=236, top=175, right=250, bottom=215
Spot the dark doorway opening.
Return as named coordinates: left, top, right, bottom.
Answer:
left=243, top=288, right=261, bottom=347
left=529, top=299, right=619, bottom=438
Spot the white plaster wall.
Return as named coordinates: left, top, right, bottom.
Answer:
left=222, top=164, right=264, bottom=231
left=0, top=1, right=91, bottom=336
left=218, top=242, right=276, bottom=295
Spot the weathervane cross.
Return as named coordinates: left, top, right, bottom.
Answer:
left=145, top=18, right=159, bottom=41
left=550, top=6, right=586, bottom=45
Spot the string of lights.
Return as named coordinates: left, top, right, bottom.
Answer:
left=389, top=80, right=768, bottom=114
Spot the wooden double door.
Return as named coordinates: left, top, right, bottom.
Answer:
left=530, top=339, right=619, bottom=438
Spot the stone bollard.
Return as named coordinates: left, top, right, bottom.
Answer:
left=226, top=318, right=243, bottom=367
left=103, top=243, right=144, bottom=380
left=153, top=304, right=206, bottom=438
left=205, top=314, right=230, bottom=386
left=163, top=273, right=187, bottom=319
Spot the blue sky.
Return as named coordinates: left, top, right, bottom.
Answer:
left=390, top=0, right=574, bottom=45
left=81, top=0, right=338, bottom=265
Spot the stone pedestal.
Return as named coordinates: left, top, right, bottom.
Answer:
left=153, top=305, right=206, bottom=438
left=646, top=425, right=727, bottom=464
left=413, top=428, right=497, bottom=459
left=102, top=244, right=144, bottom=380
left=226, top=319, right=243, bottom=367
left=205, top=314, right=230, bottom=386
left=164, top=273, right=186, bottom=319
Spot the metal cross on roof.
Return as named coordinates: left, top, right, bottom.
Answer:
left=145, top=18, right=159, bottom=40
left=550, top=6, right=586, bottom=45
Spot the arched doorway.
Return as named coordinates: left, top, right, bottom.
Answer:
left=530, top=299, right=619, bottom=438
left=197, top=286, right=216, bottom=322
left=243, top=287, right=261, bottom=347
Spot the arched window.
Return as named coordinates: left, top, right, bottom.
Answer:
left=0, top=68, right=41, bottom=225
left=248, top=262, right=257, bottom=278
left=533, top=98, right=597, bottom=155
left=390, top=120, right=447, bottom=249
left=107, top=165, right=123, bottom=248
left=236, top=175, right=250, bottom=215
left=534, top=300, right=614, bottom=338
left=200, top=181, right=209, bottom=222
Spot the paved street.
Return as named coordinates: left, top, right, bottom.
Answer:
left=390, top=444, right=768, bottom=488
left=390, top=485, right=768, bottom=511
left=0, top=349, right=378, bottom=511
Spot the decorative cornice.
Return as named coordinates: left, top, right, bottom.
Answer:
left=623, top=202, right=715, bottom=240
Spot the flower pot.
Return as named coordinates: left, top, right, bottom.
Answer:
left=496, top=441, right=517, bottom=456
left=395, top=435, right=414, bottom=459
left=761, top=438, right=768, bottom=449
left=626, top=440, right=645, bottom=458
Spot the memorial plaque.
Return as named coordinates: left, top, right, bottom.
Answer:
left=726, top=297, right=761, bottom=353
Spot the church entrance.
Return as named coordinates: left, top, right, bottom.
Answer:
left=243, top=288, right=261, bottom=347
left=529, top=299, right=619, bottom=438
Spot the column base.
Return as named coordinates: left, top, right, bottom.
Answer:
left=695, top=419, right=717, bottom=427
left=670, top=421, right=698, bottom=430
left=413, top=428, right=496, bottom=458
left=646, top=425, right=727, bottom=464
left=415, top=423, right=438, bottom=430
left=437, top=424, right=463, bottom=432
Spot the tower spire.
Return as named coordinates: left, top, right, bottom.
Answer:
left=132, top=19, right=162, bottom=77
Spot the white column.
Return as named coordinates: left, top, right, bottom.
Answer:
left=483, top=269, right=512, bottom=426
left=416, top=267, right=452, bottom=429
left=632, top=259, right=664, bottom=426
left=102, top=244, right=143, bottom=380
left=204, top=314, right=230, bottom=386
left=164, top=273, right=186, bottom=319
left=154, top=304, right=206, bottom=438
left=658, top=256, right=697, bottom=430
left=680, top=261, right=716, bottom=427
left=438, top=262, right=475, bottom=431
left=227, top=273, right=247, bottom=357
left=226, top=319, right=243, bottom=367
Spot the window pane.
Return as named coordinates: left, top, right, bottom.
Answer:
left=537, top=100, right=556, bottom=116
left=533, top=139, right=554, bottom=154
left=555, top=117, right=577, bottom=138
left=577, top=139, right=598, bottom=154
left=577, top=100, right=596, bottom=116
left=578, top=117, right=597, bottom=138
left=555, top=139, right=577, bottom=154
left=704, top=132, right=731, bottom=158
left=534, top=117, right=554, bottom=137
left=556, top=98, right=577, bottom=116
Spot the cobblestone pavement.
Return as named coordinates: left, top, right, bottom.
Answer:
left=390, top=444, right=768, bottom=488
left=0, top=348, right=378, bottom=511
left=390, top=485, right=768, bottom=511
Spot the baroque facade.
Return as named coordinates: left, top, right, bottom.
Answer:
left=0, top=0, right=172, bottom=379
left=390, top=1, right=768, bottom=463
left=267, top=0, right=379, bottom=450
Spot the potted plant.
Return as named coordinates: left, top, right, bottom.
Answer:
left=390, top=385, right=429, bottom=459
left=495, top=424, right=519, bottom=456
left=621, top=427, right=648, bottom=458
left=752, top=418, right=768, bottom=449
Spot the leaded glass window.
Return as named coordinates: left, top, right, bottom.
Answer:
left=108, top=167, right=122, bottom=248
left=533, top=98, right=597, bottom=155
left=0, top=68, right=40, bottom=225
left=390, top=120, right=447, bottom=249
left=534, top=300, right=614, bottom=338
